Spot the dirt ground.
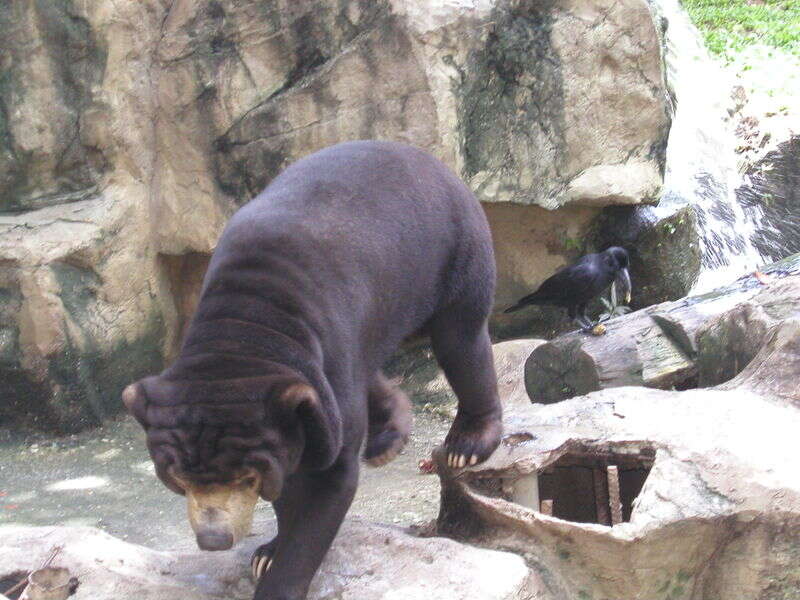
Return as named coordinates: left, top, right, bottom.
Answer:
left=0, top=409, right=450, bottom=551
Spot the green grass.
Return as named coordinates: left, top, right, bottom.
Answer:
left=682, top=0, right=800, bottom=59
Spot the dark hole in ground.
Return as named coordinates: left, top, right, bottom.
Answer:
left=537, top=448, right=654, bottom=525
left=0, top=570, right=79, bottom=599
left=1, top=570, right=30, bottom=600
left=468, top=445, right=656, bottom=525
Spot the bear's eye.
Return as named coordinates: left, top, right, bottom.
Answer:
left=237, top=471, right=261, bottom=490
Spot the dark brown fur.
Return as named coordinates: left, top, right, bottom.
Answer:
left=124, top=140, right=502, bottom=600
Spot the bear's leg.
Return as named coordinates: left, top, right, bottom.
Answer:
left=251, top=537, right=278, bottom=581
left=251, top=493, right=296, bottom=581
left=363, top=372, right=412, bottom=467
left=429, top=313, right=502, bottom=469
left=253, top=450, right=359, bottom=600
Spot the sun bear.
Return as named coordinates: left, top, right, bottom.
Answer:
left=122, top=140, right=502, bottom=600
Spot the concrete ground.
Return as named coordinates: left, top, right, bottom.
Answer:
left=0, top=409, right=449, bottom=551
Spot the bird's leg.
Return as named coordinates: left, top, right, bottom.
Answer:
left=568, top=305, right=592, bottom=332
left=579, top=304, right=608, bottom=336
left=575, top=303, right=595, bottom=332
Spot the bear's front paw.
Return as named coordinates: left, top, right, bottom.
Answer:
left=444, top=411, right=502, bottom=469
left=251, top=540, right=277, bottom=581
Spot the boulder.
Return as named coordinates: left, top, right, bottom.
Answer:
left=436, top=370, right=800, bottom=599
left=388, top=338, right=545, bottom=412
left=0, top=520, right=537, bottom=600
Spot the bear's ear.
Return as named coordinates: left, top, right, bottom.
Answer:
left=279, top=383, right=319, bottom=410
left=122, top=382, right=148, bottom=427
left=278, top=382, right=342, bottom=470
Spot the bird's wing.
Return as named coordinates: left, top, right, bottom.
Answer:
left=504, top=253, right=612, bottom=312
left=535, top=261, right=602, bottom=304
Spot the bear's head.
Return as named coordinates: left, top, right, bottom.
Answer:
left=121, top=373, right=334, bottom=551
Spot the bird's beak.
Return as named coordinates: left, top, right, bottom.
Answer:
left=616, top=268, right=632, bottom=304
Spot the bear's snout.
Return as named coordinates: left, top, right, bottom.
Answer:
left=196, top=527, right=235, bottom=551
left=183, top=475, right=261, bottom=552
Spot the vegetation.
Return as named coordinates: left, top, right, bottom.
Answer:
left=598, top=282, right=632, bottom=321
left=683, top=0, right=800, bottom=59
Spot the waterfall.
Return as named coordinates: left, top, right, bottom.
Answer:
left=649, top=0, right=769, bottom=294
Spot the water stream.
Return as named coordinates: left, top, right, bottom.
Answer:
left=650, top=0, right=771, bottom=294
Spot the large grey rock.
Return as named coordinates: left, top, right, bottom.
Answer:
left=0, top=520, right=537, bottom=600
left=389, top=338, right=545, bottom=413
left=436, top=379, right=800, bottom=599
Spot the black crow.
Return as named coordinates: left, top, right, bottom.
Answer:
left=504, top=247, right=632, bottom=332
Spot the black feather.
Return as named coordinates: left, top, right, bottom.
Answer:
left=504, top=247, right=630, bottom=318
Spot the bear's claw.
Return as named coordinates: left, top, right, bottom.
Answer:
left=251, top=543, right=276, bottom=582
left=251, top=555, right=272, bottom=581
left=446, top=453, right=480, bottom=469
left=365, top=430, right=407, bottom=467
left=444, top=412, right=502, bottom=471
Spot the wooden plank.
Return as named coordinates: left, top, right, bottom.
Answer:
left=522, top=271, right=782, bottom=404
left=607, top=465, right=622, bottom=525
left=593, top=467, right=610, bottom=525
left=540, top=499, right=553, bottom=516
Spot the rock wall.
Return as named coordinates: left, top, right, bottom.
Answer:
left=0, top=0, right=674, bottom=430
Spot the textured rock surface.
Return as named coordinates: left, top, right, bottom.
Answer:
left=388, top=338, right=545, bottom=414
left=437, top=379, right=800, bottom=599
left=0, top=521, right=537, bottom=600
left=0, top=0, right=676, bottom=429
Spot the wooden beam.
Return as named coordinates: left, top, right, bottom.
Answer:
left=607, top=465, right=622, bottom=525
left=540, top=499, right=553, bottom=516
left=593, top=467, right=611, bottom=525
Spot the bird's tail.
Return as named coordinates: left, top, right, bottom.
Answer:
left=503, top=291, right=542, bottom=313
left=503, top=301, right=526, bottom=314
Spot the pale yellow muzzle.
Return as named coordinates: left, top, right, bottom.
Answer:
left=179, top=472, right=262, bottom=551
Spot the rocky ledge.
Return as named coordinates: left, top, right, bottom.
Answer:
left=0, top=520, right=534, bottom=600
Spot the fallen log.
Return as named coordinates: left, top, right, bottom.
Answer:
left=524, top=254, right=800, bottom=404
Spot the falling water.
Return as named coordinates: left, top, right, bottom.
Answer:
left=737, top=136, right=800, bottom=263
left=648, top=0, right=774, bottom=294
